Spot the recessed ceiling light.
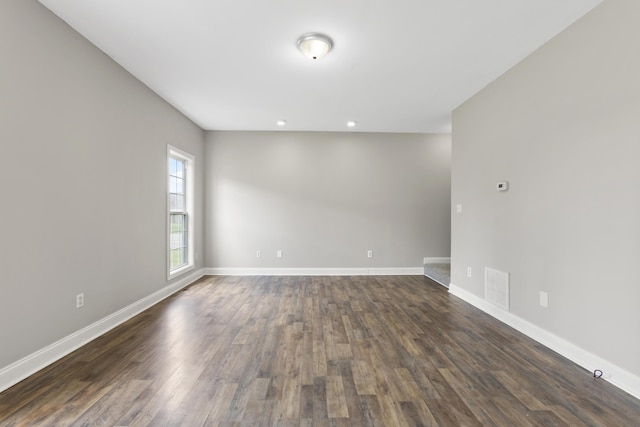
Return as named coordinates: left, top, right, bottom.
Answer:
left=277, top=120, right=286, bottom=126
left=347, top=121, right=356, bottom=127
left=297, top=33, right=333, bottom=60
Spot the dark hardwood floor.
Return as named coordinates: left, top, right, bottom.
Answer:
left=1, top=275, right=639, bottom=426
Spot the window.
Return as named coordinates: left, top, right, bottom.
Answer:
left=168, top=145, right=194, bottom=278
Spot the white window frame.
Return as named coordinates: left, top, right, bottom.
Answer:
left=167, top=145, right=195, bottom=279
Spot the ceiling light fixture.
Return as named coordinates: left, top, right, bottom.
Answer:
left=297, top=33, right=333, bottom=60
left=277, top=120, right=286, bottom=126
left=347, top=120, right=356, bottom=127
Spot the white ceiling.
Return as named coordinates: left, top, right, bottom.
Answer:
left=38, top=0, right=603, bottom=133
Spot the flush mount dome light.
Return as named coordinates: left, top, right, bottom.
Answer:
left=297, top=33, right=333, bottom=60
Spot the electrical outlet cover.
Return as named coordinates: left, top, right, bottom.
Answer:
left=539, top=291, right=549, bottom=308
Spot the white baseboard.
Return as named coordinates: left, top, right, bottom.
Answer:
left=370, top=267, right=424, bottom=275
left=449, top=284, right=640, bottom=401
left=203, top=267, right=424, bottom=276
left=0, top=269, right=205, bottom=394
left=423, top=257, right=451, bottom=264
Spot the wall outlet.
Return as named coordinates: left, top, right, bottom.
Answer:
left=367, top=250, right=373, bottom=258
left=456, top=204, right=463, bottom=213
left=276, top=250, right=282, bottom=258
left=467, top=267, right=472, bottom=278
left=256, top=250, right=262, bottom=258
left=539, top=291, right=549, bottom=308
left=76, top=293, right=84, bottom=309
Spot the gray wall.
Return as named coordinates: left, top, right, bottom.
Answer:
left=452, top=0, right=640, bottom=377
left=0, top=0, right=204, bottom=368
left=205, top=131, right=451, bottom=269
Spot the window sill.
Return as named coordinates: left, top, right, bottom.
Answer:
left=168, top=264, right=194, bottom=281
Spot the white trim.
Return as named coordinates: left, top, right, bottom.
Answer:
left=372, top=267, right=424, bottom=275
left=449, top=283, right=640, bottom=400
left=0, top=269, right=205, bottom=394
left=168, top=263, right=194, bottom=280
left=423, top=257, right=451, bottom=264
left=203, top=267, right=424, bottom=276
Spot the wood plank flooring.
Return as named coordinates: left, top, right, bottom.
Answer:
left=1, top=275, right=639, bottom=426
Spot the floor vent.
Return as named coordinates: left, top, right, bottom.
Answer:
left=485, top=267, right=510, bottom=311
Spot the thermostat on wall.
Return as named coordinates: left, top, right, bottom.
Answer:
left=497, top=181, right=509, bottom=192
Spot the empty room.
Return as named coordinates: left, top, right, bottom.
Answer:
left=1, top=0, right=639, bottom=425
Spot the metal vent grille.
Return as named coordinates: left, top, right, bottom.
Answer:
left=485, top=267, right=510, bottom=311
